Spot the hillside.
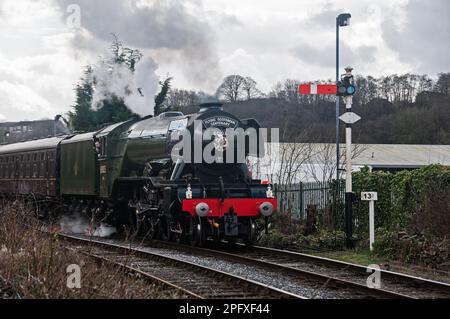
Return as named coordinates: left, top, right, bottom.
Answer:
left=182, top=93, right=450, bottom=144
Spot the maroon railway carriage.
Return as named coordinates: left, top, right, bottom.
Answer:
left=0, top=137, right=66, bottom=197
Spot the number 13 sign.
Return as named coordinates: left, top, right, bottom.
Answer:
left=361, top=192, right=378, bottom=201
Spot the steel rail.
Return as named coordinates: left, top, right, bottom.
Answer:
left=58, top=233, right=306, bottom=299
left=147, top=240, right=412, bottom=299
left=237, top=244, right=450, bottom=299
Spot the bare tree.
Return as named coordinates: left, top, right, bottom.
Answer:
left=269, top=79, right=300, bottom=104
left=305, top=143, right=368, bottom=184
left=109, top=33, right=142, bottom=72
left=257, top=124, right=313, bottom=219
left=435, top=73, right=450, bottom=96
left=418, top=74, right=434, bottom=94
left=167, top=89, right=203, bottom=108
left=216, top=75, right=246, bottom=102
left=242, top=77, right=262, bottom=100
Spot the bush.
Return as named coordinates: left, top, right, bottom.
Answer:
left=0, top=200, right=180, bottom=299
left=373, top=229, right=450, bottom=268
left=352, top=165, right=450, bottom=268
left=258, top=229, right=345, bottom=251
left=353, top=165, right=450, bottom=237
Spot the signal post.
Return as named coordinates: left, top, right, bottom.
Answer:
left=299, top=68, right=360, bottom=248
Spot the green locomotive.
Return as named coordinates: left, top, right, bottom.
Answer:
left=0, top=103, right=277, bottom=245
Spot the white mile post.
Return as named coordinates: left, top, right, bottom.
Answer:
left=361, top=191, right=378, bottom=251
left=369, top=200, right=375, bottom=250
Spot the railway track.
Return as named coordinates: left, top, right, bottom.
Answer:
left=59, top=232, right=442, bottom=299
left=58, top=233, right=304, bottom=299
left=209, top=244, right=450, bottom=299
left=141, top=239, right=450, bottom=299
left=55, top=230, right=450, bottom=299
left=145, top=240, right=414, bottom=299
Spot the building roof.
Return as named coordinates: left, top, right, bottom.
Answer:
left=276, top=143, right=450, bottom=168
left=353, top=144, right=450, bottom=168
left=255, top=143, right=450, bottom=183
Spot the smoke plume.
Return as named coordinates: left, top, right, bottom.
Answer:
left=90, top=55, right=159, bottom=116
left=55, top=0, right=221, bottom=89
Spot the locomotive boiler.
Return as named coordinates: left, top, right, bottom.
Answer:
left=0, top=103, right=277, bottom=246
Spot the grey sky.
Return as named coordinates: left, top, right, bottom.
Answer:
left=0, top=0, right=448, bottom=121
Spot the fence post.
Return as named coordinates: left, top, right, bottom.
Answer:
left=299, top=182, right=304, bottom=219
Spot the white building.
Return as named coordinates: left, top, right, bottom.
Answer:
left=251, top=143, right=450, bottom=183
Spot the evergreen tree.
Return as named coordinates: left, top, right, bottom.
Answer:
left=68, top=66, right=96, bottom=132
left=69, top=36, right=144, bottom=131
left=154, top=76, right=173, bottom=116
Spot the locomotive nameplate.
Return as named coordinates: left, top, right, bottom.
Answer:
left=203, top=117, right=238, bottom=129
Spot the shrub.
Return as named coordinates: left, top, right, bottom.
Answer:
left=0, top=200, right=180, bottom=299
left=351, top=165, right=450, bottom=268
left=353, top=165, right=450, bottom=237
left=373, top=228, right=450, bottom=268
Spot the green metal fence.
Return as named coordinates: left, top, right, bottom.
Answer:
left=273, top=181, right=345, bottom=227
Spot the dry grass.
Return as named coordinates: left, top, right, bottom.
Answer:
left=0, top=199, right=182, bottom=299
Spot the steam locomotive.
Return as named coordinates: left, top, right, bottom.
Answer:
left=0, top=103, right=277, bottom=245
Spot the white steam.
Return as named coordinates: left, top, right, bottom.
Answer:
left=59, top=213, right=117, bottom=238
left=55, top=0, right=221, bottom=89
left=91, top=56, right=159, bottom=116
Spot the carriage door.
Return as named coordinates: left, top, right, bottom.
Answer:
left=45, top=151, right=50, bottom=196
left=96, top=136, right=108, bottom=197
left=14, top=156, right=19, bottom=194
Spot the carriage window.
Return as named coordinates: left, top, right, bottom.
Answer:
left=26, top=162, right=30, bottom=178
left=41, top=153, right=45, bottom=161
left=33, top=153, right=37, bottom=161
left=40, top=162, right=45, bottom=177
left=32, top=163, right=38, bottom=178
